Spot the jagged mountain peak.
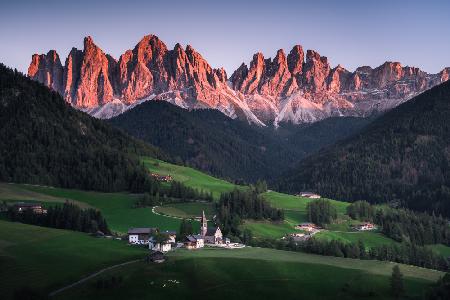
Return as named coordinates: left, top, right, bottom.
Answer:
left=28, top=35, right=450, bottom=126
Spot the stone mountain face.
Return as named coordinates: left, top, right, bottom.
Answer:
left=28, top=35, right=450, bottom=126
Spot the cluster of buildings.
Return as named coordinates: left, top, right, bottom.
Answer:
left=285, top=222, right=323, bottom=241
left=128, top=211, right=229, bottom=253
left=150, top=173, right=173, bottom=182
left=295, top=223, right=322, bottom=233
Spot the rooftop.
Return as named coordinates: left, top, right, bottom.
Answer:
left=128, top=228, right=157, bottom=234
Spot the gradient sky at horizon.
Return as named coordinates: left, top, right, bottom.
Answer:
left=1, top=0, right=450, bottom=74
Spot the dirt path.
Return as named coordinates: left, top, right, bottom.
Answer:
left=151, top=206, right=186, bottom=220
left=48, top=259, right=142, bottom=297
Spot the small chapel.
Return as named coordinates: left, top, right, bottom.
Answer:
left=200, top=210, right=223, bottom=244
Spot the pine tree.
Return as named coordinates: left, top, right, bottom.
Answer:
left=390, top=265, right=405, bottom=298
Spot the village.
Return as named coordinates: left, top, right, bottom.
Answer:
left=127, top=211, right=244, bottom=262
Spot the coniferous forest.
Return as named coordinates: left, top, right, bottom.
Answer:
left=6, top=202, right=110, bottom=234
left=278, top=80, right=450, bottom=217
left=109, top=100, right=373, bottom=182
left=0, top=64, right=166, bottom=193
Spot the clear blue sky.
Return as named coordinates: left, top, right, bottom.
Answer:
left=1, top=0, right=449, bottom=74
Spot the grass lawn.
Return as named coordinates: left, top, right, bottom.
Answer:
left=142, top=157, right=242, bottom=200
left=242, top=220, right=299, bottom=238
left=0, top=183, right=93, bottom=209
left=154, top=202, right=214, bottom=219
left=55, top=248, right=441, bottom=300
left=4, top=184, right=190, bottom=233
left=242, top=191, right=353, bottom=239
left=315, top=231, right=399, bottom=248
left=262, top=191, right=349, bottom=216
left=0, top=220, right=147, bottom=300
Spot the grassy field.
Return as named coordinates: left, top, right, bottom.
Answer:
left=55, top=248, right=442, bottom=300
left=0, top=220, right=146, bottom=300
left=0, top=183, right=93, bottom=209
left=315, top=231, right=398, bottom=248
left=154, top=202, right=214, bottom=219
left=3, top=183, right=191, bottom=233
left=142, top=157, right=242, bottom=199
left=242, top=191, right=353, bottom=239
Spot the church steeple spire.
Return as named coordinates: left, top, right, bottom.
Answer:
left=201, top=210, right=207, bottom=236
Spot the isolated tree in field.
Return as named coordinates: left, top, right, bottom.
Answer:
left=390, top=265, right=404, bottom=298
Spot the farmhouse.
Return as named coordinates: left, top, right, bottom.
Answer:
left=150, top=173, right=173, bottom=182
left=184, top=235, right=204, bottom=249
left=149, top=237, right=172, bottom=252
left=295, top=223, right=321, bottom=232
left=128, top=228, right=158, bottom=244
left=297, top=192, right=321, bottom=199
left=200, top=210, right=223, bottom=244
left=355, top=223, right=376, bottom=231
left=13, top=202, right=47, bottom=214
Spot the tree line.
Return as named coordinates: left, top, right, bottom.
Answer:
left=135, top=180, right=214, bottom=207
left=306, top=199, right=337, bottom=226
left=347, top=201, right=450, bottom=246
left=216, top=188, right=284, bottom=237
left=251, top=236, right=449, bottom=271
left=6, top=202, right=110, bottom=234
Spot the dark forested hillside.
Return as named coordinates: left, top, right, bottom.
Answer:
left=0, top=64, right=166, bottom=192
left=109, top=100, right=372, bottom=182
left=278, top=80, right=450, bottom=216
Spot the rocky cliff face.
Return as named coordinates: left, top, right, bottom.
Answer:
left=28, top=35, right=450, bottom=126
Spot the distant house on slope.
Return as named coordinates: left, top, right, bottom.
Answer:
left=128, top=228, right=158, bottom=244
left=355, top=223, right=376, bottom=231
left=295, top=223, right=321, bottom=232
left=13, top=202, right=47, bottom=214
left=150, top=173, right=173, bottom=182
left=296, top=192, right=321, bottom=199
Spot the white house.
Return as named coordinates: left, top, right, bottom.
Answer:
left=185, top=235, right=204, bottom=249
left=128, top=228, right=157, bottom=244
left=295, top=223, right=320, bottom=232
left=355, top=223, right=376, bottom=231
left=161, top=230, right=177, bottom=244
left=297, top=192, right=321, bottom=199
left=149, top=237, right=172, bottom=252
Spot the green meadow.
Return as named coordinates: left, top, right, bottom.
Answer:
left=55, top=248, right=442, bottom=300
left=1, top=183, right=190, bottom=233
left=154, top=202, right=214, bottom=219
left=142, top=157, right=242, bottom=199
left=0, top=220, right=146, bottom=300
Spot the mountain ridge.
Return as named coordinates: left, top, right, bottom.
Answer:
left=28, top=34, right=450, bottom=125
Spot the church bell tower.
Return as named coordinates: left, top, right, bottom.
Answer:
left=201, top=210, right=207, bottom=236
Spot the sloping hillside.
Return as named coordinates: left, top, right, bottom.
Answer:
left=110, top=100, right=372, bottom=182
left=0, top=64, right=166, bottom=192
left=278, top=80, right=450, bottom=215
